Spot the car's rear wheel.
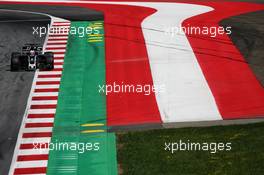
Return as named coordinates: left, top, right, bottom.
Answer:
left=11, top=52, right=21, bottom=71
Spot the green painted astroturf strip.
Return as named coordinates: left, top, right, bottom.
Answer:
left=47, top=21, right=117, bottom=175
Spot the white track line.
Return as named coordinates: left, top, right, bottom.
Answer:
left=53, top=22, right=71, bottom=25
left=31, top=100, right=58, bottom=105
left=33, top=92, right=59, bottom=96
left=54, top=65, right=63, bottom=69
left=20, top=138, right=51, bottom=144
left=18, top=149, right=50, bottom=156
left=54, top=60, right=64, bottom=63
left=46, top=45, right=67, bottom=48
left=54, top=54, right=65, bottom=57
left=25, top=118, right=55, bottom=123
left=36, top=85, right=60, bottom=89
left=38, top=71, right=62, bottom=75
left=23, top=127, right=53, bottom=133
left=15, top=161, right=48, bottom=168
left=45, top=49, right=66, bottom=52
left=37, top=78, right=61, bottom=81
left=47, top=40, right=68, bottom=44
left=28, top=109, right=56, bottom=114
left=49, top=36, right=68, bottom=39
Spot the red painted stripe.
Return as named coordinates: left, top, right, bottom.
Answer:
left=52, top=25, right=70, bottom=28
left=27, top=114, right=54, bottom=118
left=52, top=23, right=70, bottom=26
left=48, top=38, right=68, bottom=41
left=38, top=68, right=63, bottom=72
left=35, top=88, right=59, bottom=92
left=53, top=21, right=70, bottom=23
left=32, top=96, right=58, bottom=101
left=50, top=26, right=69, bottom=29
left=53, top=23, right=70, bottom=25
left=53, top=52, right=65, bottom=55
left=54, top=57, right=64, bottom=60
left=30, top=104, right=57, bottom=109
left=22, top=132, right=52, bottom=138
left=36, top=81, right=60, bottom=85
left=38, top=74, right=61, bottom=78
left=17, top=154, right=49, bottom=161
left=25, top=122, right=53, bottom=128
left=47, top=42, right=67, bottom=45
left=49, top=34, right=68, bottom=37
left=20, top=143, right=49, bottom=149
left=52, top=68, right=63, bottom=71
left=14, top=167, right=46, bottom=174
left=183, top=2, right=264, bottom=119
left=77, top=4, right=161, bottom=126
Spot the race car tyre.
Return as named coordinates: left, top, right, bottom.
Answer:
left=11, top=52, right=21, bottom=71
left=44, top=52, right=54, bottom=70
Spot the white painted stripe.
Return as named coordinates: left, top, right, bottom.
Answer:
left=50, top=25, right=70, bottom=28
left=15, top=161, right=47, bottom=168
left=20, top=138, right=51, bottom=144
left=36, top=78, right=61, bottom=81
left=49, top=36, right=68, bottom=39
left=47, top=40, right=67, bottom=44
left=132, top=2, right=221, bottom=122
left=54, top=54, right=65, bottom=57
left=28, top=109, right=56, bottom=115
left=54, top=65, right=63, bottom=69
left=18, top=149, right=50, bottom=156
left=53, top=22, right=71, bottom=25
left=54, top=59, right=64, bottom=63
left=38, top=71, right=62, bottom=75
left=35, top=84, right=60, bottom=89
left=45, top=49, right=65, bottom=52
left=23, top=127, right=53, bottom=133
left=33, top=92, right=58, bottom=97
left=25, top=118, right=54, bottom=123
left=30, top=100, right=57, bottom=105
left=46, top=44, right=67, bottom=48
left=52, top=18, right=70, bottom=23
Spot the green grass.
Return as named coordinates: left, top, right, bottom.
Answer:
left=117, top=122, right=264, bottom=175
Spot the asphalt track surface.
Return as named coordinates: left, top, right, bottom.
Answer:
left=221, top=10, right=264, bottom=86
left=0, top=11, right=49, bottom=175
left=0, top=4, right=103, bottom=21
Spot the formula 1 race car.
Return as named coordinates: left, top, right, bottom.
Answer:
left=11, top=44, right=54, bottom=71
